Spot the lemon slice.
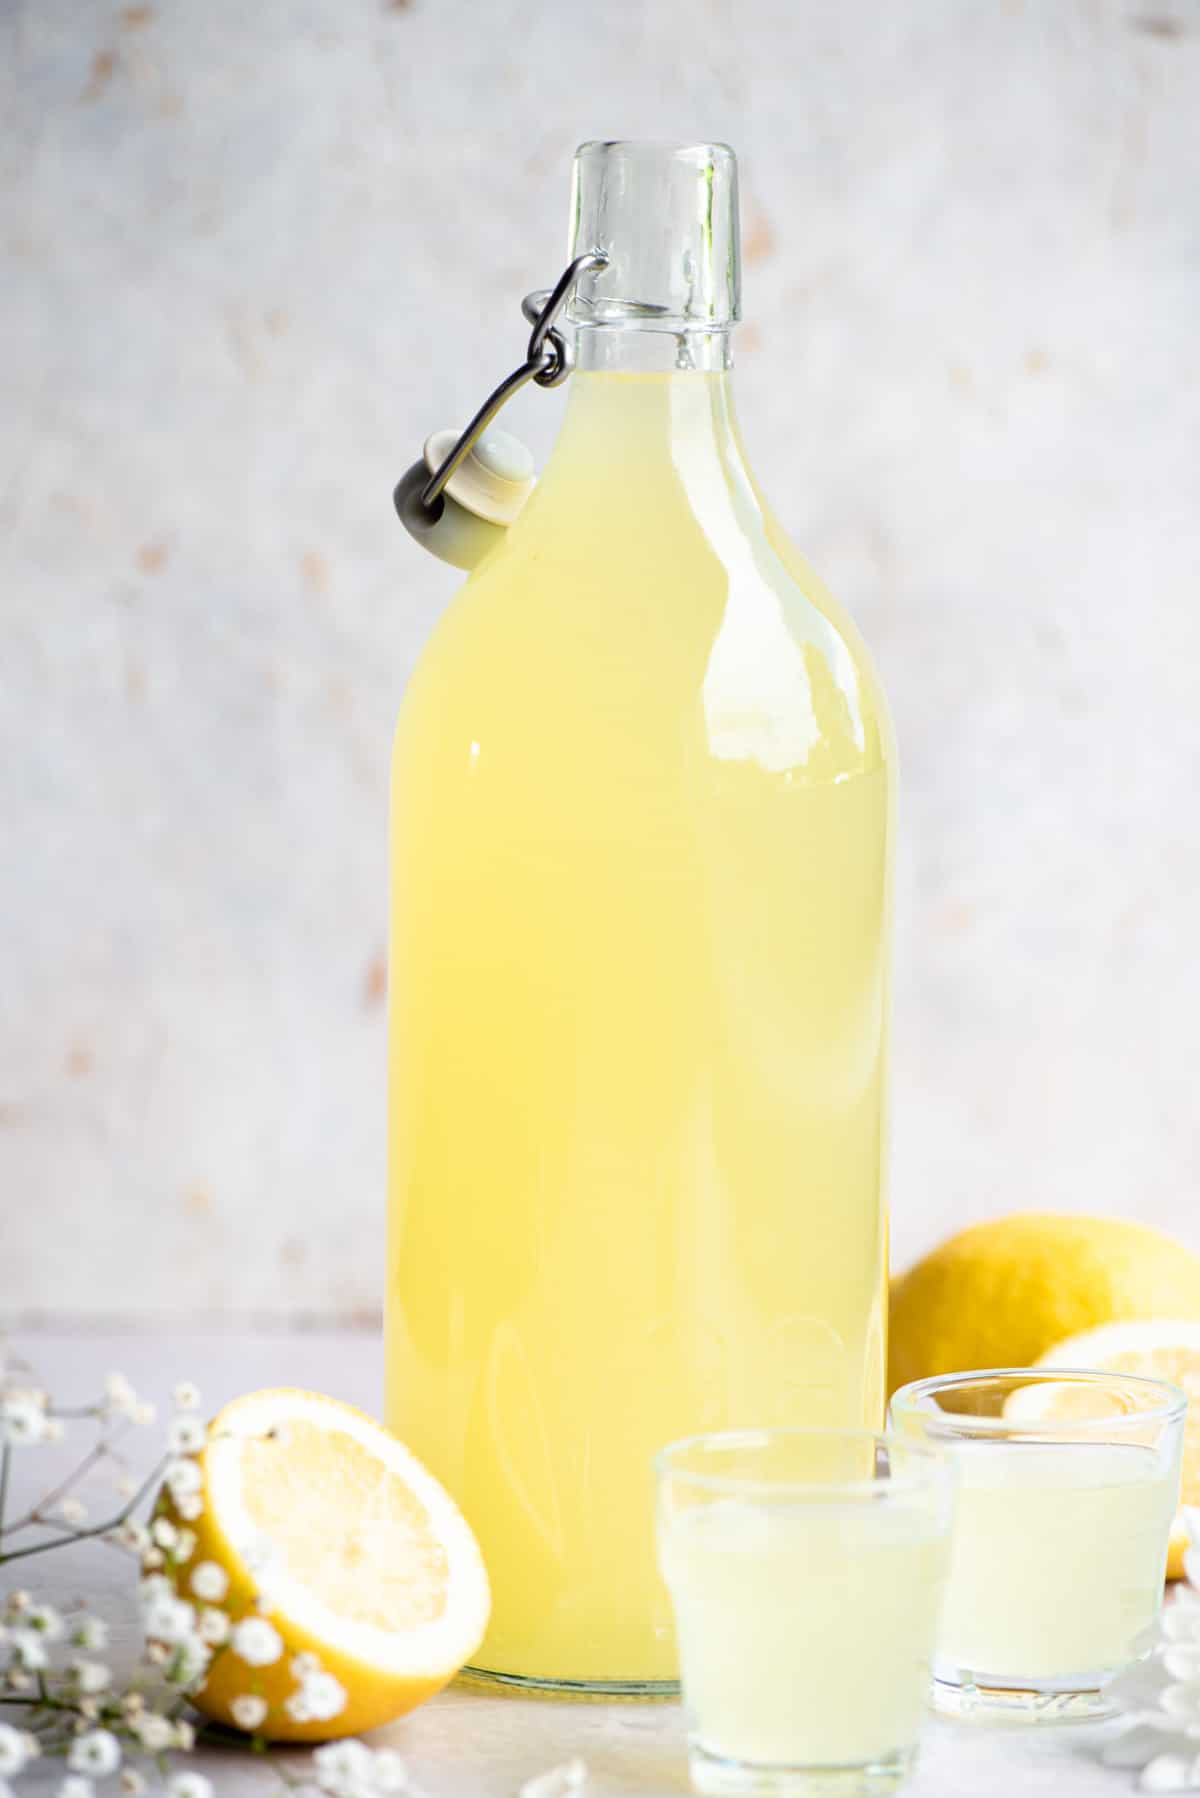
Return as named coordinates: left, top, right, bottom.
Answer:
left=163, top=1389, right=490, bottom=1740
left=1020, top=1321, right=1200, bottom=1579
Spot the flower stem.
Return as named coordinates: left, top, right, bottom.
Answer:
left=0, top=1457, right=165, bottom=1565
left=5, top=1438, right=112, bottom=1536
left=0, top=1441, right=11, bottom=1547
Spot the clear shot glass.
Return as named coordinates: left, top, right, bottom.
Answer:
left=656, top=1429, right=956, bottom=1795
left=890, top=1368, right=1186, bottom=1722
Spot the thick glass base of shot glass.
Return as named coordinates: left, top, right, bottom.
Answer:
left=931, top=1659, right=1119, bottom=1725
left=688, top=1740, right=916, bottom=1796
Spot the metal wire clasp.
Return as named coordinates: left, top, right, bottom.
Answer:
left=407, top=250, right=607, bottom=518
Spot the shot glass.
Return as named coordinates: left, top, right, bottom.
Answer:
left=890, top=1368, right=1186, bottom=1722
left=656, top=1429, right=956, bottom=1795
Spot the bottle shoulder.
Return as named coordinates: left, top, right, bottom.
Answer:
left=397, top=462, right=894, bottom=789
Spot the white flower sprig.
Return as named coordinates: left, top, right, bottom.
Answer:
left=0, top=1344, right=576, bottom=1798
left=1105, top=1513, right=1200, bottom=1791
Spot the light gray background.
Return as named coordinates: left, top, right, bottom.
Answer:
left=3, top=0, right=1198, bottom=1323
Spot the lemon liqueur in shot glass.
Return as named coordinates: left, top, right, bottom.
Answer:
left=656, top=1430, right=956, bottom=1795
left=890, top=1369, right=1186, bottom=1721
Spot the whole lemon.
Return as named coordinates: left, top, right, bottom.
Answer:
left=889, top=1213, right=1200, bottom=1396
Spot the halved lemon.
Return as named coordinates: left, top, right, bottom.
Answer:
left=1018, top=1321, right=1200, bottom=1580
left=161, top=1389, right=490, bottom=1740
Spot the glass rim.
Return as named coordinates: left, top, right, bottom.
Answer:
left=654, top=1425, right=954, bottom=1498
left=890, top=1366, right=1188, bottom=1435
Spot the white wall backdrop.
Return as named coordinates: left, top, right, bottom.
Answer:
left=3, top=0, right=1199, bottom=1322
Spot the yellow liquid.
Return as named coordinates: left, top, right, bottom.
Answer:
left=938, top=1441, right=1178, bottom=1680
left=387, top=368, right=894, bottom=1686
left=661, top=1497, right=949, bottom=1774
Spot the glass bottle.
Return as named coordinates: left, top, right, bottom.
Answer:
left=387, top=141, right=894, bottom=1693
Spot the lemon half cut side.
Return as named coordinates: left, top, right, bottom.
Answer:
left=166, top=1388, right=490, bottom=1740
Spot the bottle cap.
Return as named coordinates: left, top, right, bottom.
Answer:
left=423, top=427, right=536, bottom=526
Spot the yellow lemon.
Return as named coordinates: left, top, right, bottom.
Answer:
left=160, top=1389, right=490, bottom=1741
left=1026, top=1319, right=1200, bottom=1580
left=889, top=1214, right=1200, bottom=1397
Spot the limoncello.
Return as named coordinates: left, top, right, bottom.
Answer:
left=660, top=1495, right=950, bottom=1780
left=386, top=142, right=895, bottom=1689
left=937, top=1440, right=1178, bottom=1683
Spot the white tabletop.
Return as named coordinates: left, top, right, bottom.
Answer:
left=3, top=1333, right=1141, bottom=1798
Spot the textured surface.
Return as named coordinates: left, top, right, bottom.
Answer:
left=6, top=1332, right=1149, bottom=1796
left=2, top=1, right=1200, bottom=1319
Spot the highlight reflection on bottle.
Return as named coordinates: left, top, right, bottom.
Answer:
left=387, top=141, right=895, bottom=1692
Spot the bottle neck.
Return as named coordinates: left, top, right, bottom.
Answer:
left=549, top=328, right=757, bottom=523
left=572, top=325, right=733, bottom=374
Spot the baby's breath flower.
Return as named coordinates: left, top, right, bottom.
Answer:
left=114, top=1521, right=150, bottom=1554
left=196, top=1608, right=228, bottom=1647
left=172, top=1529, right=197, bottom=1566
left=176, top=1495, right=204, bottom=1522
left=141, top=1593, right=195, bottom=1645
left=120, top=1773, right=146, bottom=1796
left=1, top=1394, right=47, bottom=1446
left=0, top=1727, right=31, bottom=1778
left=41, top=1416, right=65, bottom=1443
left=166, top=1634, right=210, bottom=1688
left=229, top=1695, right=267, bottom=1731
left=71, top=1617, right=109, bottom=1652
left=76, top=1699, right=100, bottom=1724
left=172, top=1721, right=195, bottom=1752
left=166, top=1775, right=212, bottom=1798
left=172, top=1382, right=201, bottom=1412
left=311, top=1741, right=374, bottom=1795
left=168, top=1417, right=207, bottom=1455
left=370, top=1750, right=410, bottom=1794
left=285, top=1670, right=347, bottom=1723
left=151, top=1518, right=178, bottom=1551
left=138, top=1573, right=172, bottom=1606
left=67, top=1730, right=121, bottom=1777
left=113, top=1472, right=137, bottom=1500
left=230, top=1617, right=283, bottom=1667
left=58, top=1498, right=87, bottom=1525
left=131, top=1402, right=155, bottom=1428
left=286, top=1661, right=347, bottom=1718
left=164, top=1458, right=202, bottom=1500
left=291, top=1651, right=320, bottom=1678
left=129, top=1713, right=172, bottom=1753
left=103, top=1373, right=138, bottom=1417
left=4, top=1592, right=29, bottom=1615
left=59, top=1778, right=95, bottom=1798
left=120, top=1693, right=144, bottom=1718
left=10, top=1629, right=49, bottom=1670
left=70, top=1661, right=111, bottom=1695
left=140, top=1548, right=164, bottom=1571
left=143, top=1641, right=168, bottom=1667
left=25, top=1603, right=63, bottom=1638
left=189, top=1562, right=228, bottom=1603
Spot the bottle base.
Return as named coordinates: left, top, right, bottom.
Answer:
left=458, top=1664, right=679, bottom=1701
